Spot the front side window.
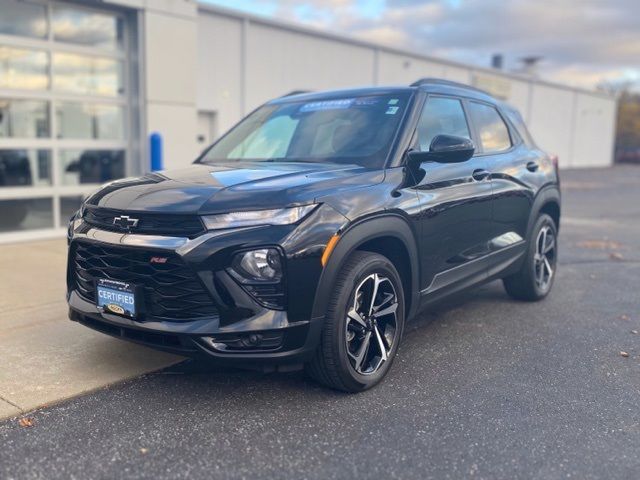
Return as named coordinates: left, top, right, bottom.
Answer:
left=416, top=96, right=470, bottom=151
left=468, top=102, right=512, bottom=153
left=200, top=93, right=411, bottom=168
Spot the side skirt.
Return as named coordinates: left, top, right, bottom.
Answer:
left=416, top=241, right=527, bottom=311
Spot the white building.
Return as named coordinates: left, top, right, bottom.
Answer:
left=0, top=0, right=617, bottom=242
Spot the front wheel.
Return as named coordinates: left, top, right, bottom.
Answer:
left=503, top=213, right=558, bottom=301
left=306, top=251, right=405, bottom=392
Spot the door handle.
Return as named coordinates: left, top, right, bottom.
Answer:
left=526, top=161, right=539, bottom=172
left=472, top=169, right=490, bottom=181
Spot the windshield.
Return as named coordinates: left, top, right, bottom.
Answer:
left=199, top=93, right=411, bottom=168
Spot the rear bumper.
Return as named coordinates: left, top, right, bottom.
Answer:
left=68, top=291, right=323, bottom=366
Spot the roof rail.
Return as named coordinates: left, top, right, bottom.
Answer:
left=410, top=77, right=490, bottom=95
left=280, top=90, right=312, bottom=97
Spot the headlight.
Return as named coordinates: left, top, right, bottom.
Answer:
left=231, top=248, right=283, bottom=282
left=202, top=205, right=317, bottom=230
left=228, top=248, right=286, bottom=309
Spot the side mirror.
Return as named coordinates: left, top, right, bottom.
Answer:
left=427, top=134, right=475, bottom=163
left=406, top=135, right=475, bottom=166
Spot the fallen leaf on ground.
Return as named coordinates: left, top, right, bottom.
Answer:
left=620, top=351, right=630, bottom=358
left=140, top=448, right=148, bottom=454
left=631, top=330, right=638, bottom=335
left=619, top=314, right=631, bottom=321
left=610, top=252, right=624, bottom=261
left=18, top=417, right=34, bottom=428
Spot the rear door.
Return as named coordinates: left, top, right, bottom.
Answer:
left=412, top=95, right=493, bottom=296
left=464, top=100, right=534, bottom=276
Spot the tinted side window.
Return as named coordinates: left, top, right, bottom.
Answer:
left=504, top=107, right=535, bottom=147
left=468, top=102, right=511, bottom=153
left=417, top=97, right=470, bottom=151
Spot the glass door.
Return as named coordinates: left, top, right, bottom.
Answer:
left=0, top=0, right=134, bottom=242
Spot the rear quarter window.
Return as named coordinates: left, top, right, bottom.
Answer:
left=467, top=101, right=512, bottom=153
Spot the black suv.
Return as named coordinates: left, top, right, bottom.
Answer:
left=67, top=79, right=560, bottom=392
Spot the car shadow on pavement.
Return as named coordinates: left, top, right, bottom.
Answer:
left=146, top=280, right=515, bottom=396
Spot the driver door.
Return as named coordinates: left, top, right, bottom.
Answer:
left=412, top=95, right=493, bottom=297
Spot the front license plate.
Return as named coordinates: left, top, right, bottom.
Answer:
left=96, top=279, right=136, bottom=318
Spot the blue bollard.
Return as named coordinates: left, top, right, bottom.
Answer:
left=149, top=132, right=163, bottom=172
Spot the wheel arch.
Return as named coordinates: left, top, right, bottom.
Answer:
left=311, top=214, right=420, bottom=321
left=527, top=186, right=561, bottom=239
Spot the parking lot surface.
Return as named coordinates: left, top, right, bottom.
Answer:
left=1, top=166, right=639, bottom=479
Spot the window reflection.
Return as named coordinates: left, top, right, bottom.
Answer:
left=418, top=97, right=470, bottom=151
left=53, top=53, right=123, bottom=96
left=0, top=47, right=48, bottom=90
left=59, top=149, right=125, bottom=185
left=0, top=0, right=48, bottom=39
left=53, top=6, right=123, bottom=50
left=468, top=102, right=512, bottom=153
left=0, top=149, right=51, bottom=187
left=55, top=102, right=124, bottom=140
left=60, top=196, right=85, bottom=224
left=0, top=99, right=49, bottom=138
left=0, top=198, right=53, bottom=233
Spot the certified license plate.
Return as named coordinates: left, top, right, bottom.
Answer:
left=96, top=279, right=136, bottom=318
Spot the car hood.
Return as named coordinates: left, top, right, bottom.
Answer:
left=85, top=162, right=383, bottom=214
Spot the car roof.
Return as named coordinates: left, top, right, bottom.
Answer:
left=268, top=78, right=499, bottom=106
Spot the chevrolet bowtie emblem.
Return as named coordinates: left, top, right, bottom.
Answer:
left=112, top=215, right=139, bottom=230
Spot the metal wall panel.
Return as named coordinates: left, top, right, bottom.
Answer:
left=245, top=23, right=375, bottom=112
left=376, top=51, right=444, bottom=85
left=528, top=84, right=575, bottom=168
left=196, top=13, right=243, bottom=134
left=572, top=92, right=617, bottom=168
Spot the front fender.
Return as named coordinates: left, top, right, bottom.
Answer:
left=310, top=213, right=421, bottom=321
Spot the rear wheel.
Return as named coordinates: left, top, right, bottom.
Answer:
left=306, top=251, right=405, bottom=392
left=503, top=213, right=558, bottom=301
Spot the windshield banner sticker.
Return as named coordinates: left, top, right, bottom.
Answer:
left=299, top=99, right=355, bottom=112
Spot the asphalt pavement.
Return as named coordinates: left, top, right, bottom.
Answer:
left=1, top=165, right=640, bottom=480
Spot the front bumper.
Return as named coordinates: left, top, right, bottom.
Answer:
left=68, top=292, right=323, bottom=365
left=66, top=222, right=328, bottom=366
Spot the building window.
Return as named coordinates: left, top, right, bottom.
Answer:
left=55, top=102, right=124, bottom=140
left=52, top=52, right=124, bottom=96
left=0, top=149, right=52, bottom=187
left=60, top=196, right=85, bottom=224
left=0, top=46, right=49, bottom=90
left=52, top=5, right=124, bottom=51
left=0, top=99, right=50, bottom=138
left=59, top=149, right=125, bottom=185
left=0, top=197, right=53, bottom=233
left=0, top=0, right=48, bottom=39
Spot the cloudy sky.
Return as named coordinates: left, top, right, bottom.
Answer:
left=202, top=0, right=640, bottom=90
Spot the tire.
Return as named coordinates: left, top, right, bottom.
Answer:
left=306, top=251, right=405, bottom=392
left=503, top=213, right=558, bottom=301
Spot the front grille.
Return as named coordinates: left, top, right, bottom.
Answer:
left=83, top=206, right=205, bottom=238
left=72, top=242, right=218, bottom=320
